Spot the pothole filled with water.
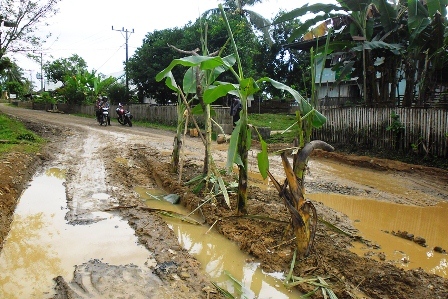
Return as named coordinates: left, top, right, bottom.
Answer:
left=308, top=193, right=448, bottom=278
left=135, top=186, right=301, bottom=299
left=0, top=167, right=156, bottom=299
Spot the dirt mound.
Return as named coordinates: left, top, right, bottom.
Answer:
left=127, top=148, right=448, bottom=299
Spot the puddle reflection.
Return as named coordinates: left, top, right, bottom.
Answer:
left=136, top=186, right=301, bottom=299
left=308, top=193, right=448, bottom=278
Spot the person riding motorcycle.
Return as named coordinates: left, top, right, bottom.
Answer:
left=100, top=96, right=111, bottom=125
left=95, top=96, right=103, bottom=122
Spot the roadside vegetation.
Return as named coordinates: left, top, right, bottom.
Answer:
left=0, top=112, right=44, bottom=155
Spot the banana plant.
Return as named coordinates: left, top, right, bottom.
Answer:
left=258, top=31, right=335, bottom=258
left=157, top=5, right=327, bottom=215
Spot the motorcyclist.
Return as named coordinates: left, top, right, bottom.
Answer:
left=100, top=96, right=111, bottom=125
left=95, top=96, right=103, bottom=122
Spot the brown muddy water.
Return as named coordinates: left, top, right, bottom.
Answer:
left=136, top=186, right=302, bottom=299
left=247, top=157, right=447, bottom=279
left=0, top=168, right=156, bottom=299
left=308, top=193, right=448, bottom=279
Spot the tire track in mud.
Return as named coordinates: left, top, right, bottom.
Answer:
left=62, top=131, right=119, bottom=224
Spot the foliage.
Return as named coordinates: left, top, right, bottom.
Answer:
left=4, top=81, right=25, bottom=97
left=156, top=5, right=326, bottom=216
left=203, top=0, right=272, bottom=44
left=108, top=81, right=127, bottom=104
left=32, top=91, right=55, bottom=104
left=259, top=10, right=312, bottom=99
left=0, top=112, right=44, bottom=154
left=56, top=71, right=116, bottom=105
left=386, top=111, right=404, bottom=133
left=0, top=0, right=61, bottom=60
left=128, top=13, right=262, bottom=105
left=274, top=0, right=448, bottom=108
left=284, top=251, right=339, bottom=299
left=0, top=58, right=30, bottom=97
left=43, top=55, right=88, bottom=84
left=127, top=26, right=192, bottom=104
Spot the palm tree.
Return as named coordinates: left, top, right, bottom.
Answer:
left=202, top=0, right=272, bottom=44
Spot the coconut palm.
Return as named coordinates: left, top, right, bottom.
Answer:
left=202, top=0, right=272, bottom=44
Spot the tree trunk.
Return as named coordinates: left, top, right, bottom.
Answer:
left=402, top=57, right=416, bottom=107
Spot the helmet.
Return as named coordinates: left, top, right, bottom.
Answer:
left=118, top=103, right=123, bottom=107
left=103, top=96, right=108, bottom=100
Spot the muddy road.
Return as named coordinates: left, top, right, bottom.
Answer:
left=1, top=104, right=448, bottom=298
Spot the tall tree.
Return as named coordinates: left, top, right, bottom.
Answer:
left=128, top=14, right=261, bottom=105
left=0, top=57, right=30, bottom=96
left=260, top=10, right=311, bottom=99
left=203, top=0, right=272, bottom=44
left=43, top=54, right=88, bottom=84
left=0, top=0, right=61, bottom=60
left=127, top=26, right=193, bottom=104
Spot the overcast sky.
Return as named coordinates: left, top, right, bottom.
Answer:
left=8, top=0, right=336, bottom=86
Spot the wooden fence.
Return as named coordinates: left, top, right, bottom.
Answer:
left=70, top=104, right=234, bottom=134
left=312, top=107, right=448, bottom=158
left=27, top=102, right=447, bottom=158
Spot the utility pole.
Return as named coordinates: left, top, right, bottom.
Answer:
left=40, top=52, right=44, bottom=91
left=112, top=26, right=134, bottom=102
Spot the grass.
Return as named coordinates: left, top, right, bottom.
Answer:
left=248, top=113, right=296, bottom=131
left=0, top=113, right=45, bottom=155
left=248, top=113, right=298, bottom=144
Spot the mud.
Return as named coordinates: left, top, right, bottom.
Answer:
left=1, top=104, right=448, bottom=298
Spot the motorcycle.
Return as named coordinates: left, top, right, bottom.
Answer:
left=98, top=107, right=111, bottom=126
left=116, top=104, right=133, bottom=127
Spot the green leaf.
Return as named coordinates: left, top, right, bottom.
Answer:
left=239, top=78, right=259, bottom=98
left=372, top=0, right=397, bottom=33
left=209, top=54, right=236, bottom=82
left=339, top=0, right=371, bottom=12
left=211, top=282, right=236, bottom=299
left=352, top=41, right=402, bottom=55
left=217, top=175, right=231, bottom=209
left=257, top=139, right=269, bottom=180
left=274, top=3, right=344, bottom=24
left=204, top=83, right=237, bottom=104
left=156, top=56, right=228, bottom=82
left=190, top=104, right=204, bottom=115
left=161, top=71, right=180, bottom=92
left=408, top=0, right=429, bottom=33
left=183, top=67, right=197, bottom=94
left=257, top=77, right=327, bottom=128
left=427, top=0, right=447, bottom=19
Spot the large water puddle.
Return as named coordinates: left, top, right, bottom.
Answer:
left=308, top=193, right=448, bottom=278
left=0, top=168, right=154, bottom=298
left=136, top=186, right=301, bottom=299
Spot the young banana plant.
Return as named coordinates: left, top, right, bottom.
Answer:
left=267, top=140, right=334, bottom=257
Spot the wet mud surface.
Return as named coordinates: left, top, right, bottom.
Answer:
left=1, top=104, right=448, bottom=298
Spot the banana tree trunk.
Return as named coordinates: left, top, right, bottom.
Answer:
left=237, top=117, right=248, bottom=215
